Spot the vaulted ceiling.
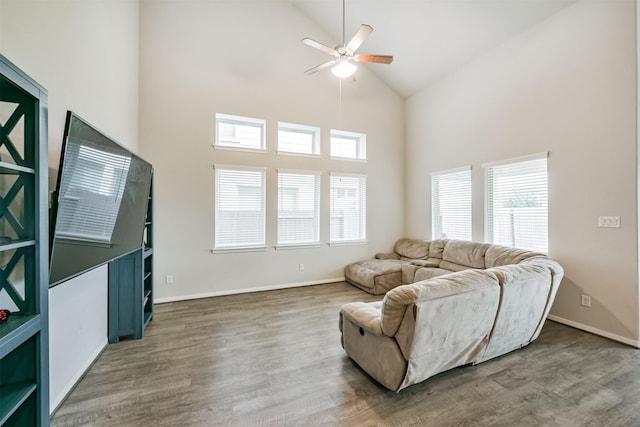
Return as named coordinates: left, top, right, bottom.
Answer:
left=291, top=0, right=577, bottom=98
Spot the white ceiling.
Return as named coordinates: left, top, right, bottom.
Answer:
left=291, top=0, right=577, bottom=98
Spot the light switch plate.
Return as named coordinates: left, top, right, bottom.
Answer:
left=598, top=216, right=620, bottom=228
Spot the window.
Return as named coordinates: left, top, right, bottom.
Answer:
left=432, top=167, right=472, bottom=241
left=485, top=153, right=548, bottom=252
left=330, top=173, right=367, bottom=243
left=277, top=171, right=320, bottom=245
left=214, top=166, right=266, bottom=249
left=330, top=129, right=366, bottom=160
left=278, top=122, right=320, bottom=156
left=215, top=113, right=266, bottom=151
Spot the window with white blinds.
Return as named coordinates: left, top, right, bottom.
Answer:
left=330, top=129, right=366, bottom=160
left=485, top=154, right=548, bottom=253
left=278, top=122, right=320, bottom=156
left=56, top=140, right=131, bottom=243
left=330, top=173, right=366, bottom=243
left=277, top=171, right=320, bottom=245
left=432, top=167, right=472, bottom=241
left=215, top=113, right=266, bottom=151
left=214, top=167, right=266, bottom=249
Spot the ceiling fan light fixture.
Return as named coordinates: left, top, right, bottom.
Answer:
left=331, top=60, right=357, bottom=78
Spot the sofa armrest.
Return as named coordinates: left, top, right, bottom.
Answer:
left=375, top=252, right=400, bottom=260
left=410, top=259, right=440, bottom=268
left=340, top=302, right=384, bottom=336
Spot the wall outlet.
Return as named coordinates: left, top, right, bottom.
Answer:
left=166, top=274, right=174, bottom=284
left=581, top=294, right=591, bottom=307
left=299, top=264, right=305, bottom=271
left=598, top=216, right=620, bottom=228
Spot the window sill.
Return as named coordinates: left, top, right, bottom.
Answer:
left=275, top=243, right=323, bottom=250
left=330, top=156, right=367, bottom=163
left=212, top=144, right=267, bottom=154
left=276, top=151, right=321, bottom=159
left=211, top=246, right=267, bottom=254
left=329, top=240, right=368, bottom=247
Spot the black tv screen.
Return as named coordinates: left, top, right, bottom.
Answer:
left=49, top=111, right=152, bottom=287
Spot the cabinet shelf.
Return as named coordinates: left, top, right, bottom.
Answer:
left=108, top=171, right=153, bottom=344
left=0, top=161, right=35, bottom=175
left=143, top=311, right=153, bottom=328
left=0, top=314, right=39, bottom=358
left=0, top=239, right=36, bottom=253
left=0, top=382, right=37, bottom=425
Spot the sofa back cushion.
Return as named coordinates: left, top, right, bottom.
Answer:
left=484, top=245, right=545, bottom=268
left=440, top=240, right=491, bottom=271
left=394, top=238, right=430, bottom=260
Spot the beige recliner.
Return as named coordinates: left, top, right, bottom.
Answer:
left=339, top=240, right=563, bottom=391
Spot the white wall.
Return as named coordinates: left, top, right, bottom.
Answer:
left=0, top=0, right=139, bottom=411
left=406, top=0, right=639, bottom=344
left=138, top=1, right=405, bottom=301
left=48, top=266, right=108, bottom=410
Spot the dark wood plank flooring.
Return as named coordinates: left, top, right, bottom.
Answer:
left=51, top=282, right=640, bottom=426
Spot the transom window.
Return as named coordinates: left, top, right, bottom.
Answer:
left=432, top=167, right=472, bottom=241
left=214, top=166, right=266, bottom=249
left=485, top=153, right=548, bottom=253
left=330, top=129, right=366, bottom=161
left=278, top=122, right=320, bottom=156
left=330, top=173, right=367, bottom=243
left=215, top=113, right=266, bottom=151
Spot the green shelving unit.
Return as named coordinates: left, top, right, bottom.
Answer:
left=108, top=172, right=153, bottom=342
left=0, top=54, right=49, bottom=426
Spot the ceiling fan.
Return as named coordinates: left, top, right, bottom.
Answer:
left=302, top=0, right=393, bottom=79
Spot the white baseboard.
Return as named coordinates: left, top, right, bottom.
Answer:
left=50, top=339, right=108, bottom=414
left=154, top=277, right=345, bottom=304
left=547, top=314, right=640, bottom=348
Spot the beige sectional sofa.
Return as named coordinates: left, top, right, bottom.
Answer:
left=340, top=238, right=563, bottom=391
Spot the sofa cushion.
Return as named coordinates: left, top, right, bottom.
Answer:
left=345, top=259, right=403, bottom=294
left=484, top=245, right=545, bottom=268
left=394, top=238, right=430, bottom=260
left=428, top=239, right=446, bottom=260
left=413, top=267, right=452, bottom=282
left=442, top=240, right=491, bottom=269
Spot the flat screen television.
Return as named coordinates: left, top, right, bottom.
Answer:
left=49, top=111, right=152, bottom=287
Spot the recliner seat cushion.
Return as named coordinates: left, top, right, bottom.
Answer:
left=345, top=259, right=403, bottom=294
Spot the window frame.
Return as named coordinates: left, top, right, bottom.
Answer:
left=213, top=165, right=267, bottom=252
left=276, top=169, right=321, bottom=247
left=329, top=172, right=367, bottom=244
left=431, top=166, right=472, bottom=241
left=483, top=152, right=548, bottom=253
left=330, top=129, right=367, bottom=161
left=277, top=122, right=321, bottom=157
left=214, top=113, right=266, bottom=152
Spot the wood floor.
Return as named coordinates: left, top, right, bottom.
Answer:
left=51, top=282, right=640, bottom=426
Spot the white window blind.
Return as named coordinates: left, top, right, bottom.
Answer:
left=215, top=113, right=266, bottom=151
left=330, top=174, right=366, bottom=242
left=485, top=154, right=548, bottom=252
left=432, top=167, right=472, bottom=240
left=330, top=129, right=366, bottom=160
left=278, top=122, right=320, bottom=155
left=277, top=171, right=320, bottom=245
left=56, top=140, right=131, bottom=244
left=214, top=167, right=266, bottom=249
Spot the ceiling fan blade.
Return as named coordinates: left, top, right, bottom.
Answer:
left=354, top=54, right=394, bottom=64
left=302, top=38, right=338, bottom=56
left=346, top=24, right=373, bottom=53
left=304, top=59, right=337, bottom=75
